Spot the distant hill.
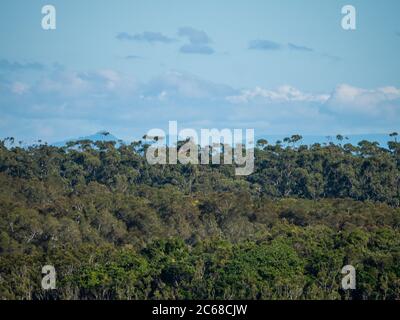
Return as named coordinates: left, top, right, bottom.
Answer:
left=52, top=131, right=121, bottom=147
left=50, top=131, right=396, bottom=149
left=257, top=133, right=395, bottom=148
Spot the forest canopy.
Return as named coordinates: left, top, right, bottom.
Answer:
left=0, top=135, right=399, bottom=300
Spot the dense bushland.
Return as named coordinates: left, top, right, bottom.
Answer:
left=0, top=136, right=399, bottom=299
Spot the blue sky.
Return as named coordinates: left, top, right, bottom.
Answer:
left=0, top=0, right=399, bottom=143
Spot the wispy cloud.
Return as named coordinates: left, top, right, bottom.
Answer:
left=226, top=85, right=329, bottom=104
left=248, top=40, right=282, bottom=50
left=10, top=82, right=30, bottom=95
left=124, top=55, right=143, bottom=60
left=0, top=59, right=45, bottom=72
left=248, top=40, right=314, bottom=52
left=320, top=53, right=342, bottom=62
left=178, top=27, right=215, bottom=55
left=248, top=40, right=341, bottom=62
left=142, top=70, right=234, bottom=100
left=116, top=31, right=176, bottom=44
left=288, top=43, right=313, bottom=52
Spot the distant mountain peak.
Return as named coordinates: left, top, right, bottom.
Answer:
left=96, top=130, right=111, bottom=136
left=52, top=131, right=121, bottom=147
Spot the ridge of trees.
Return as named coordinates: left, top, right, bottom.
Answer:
left=0, top=134, right=399, bottom=299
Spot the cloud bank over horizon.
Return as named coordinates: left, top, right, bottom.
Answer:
left=1, top=61, right=399, bottom=143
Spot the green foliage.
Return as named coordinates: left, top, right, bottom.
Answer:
left=0, top=138, right=399, bottom=299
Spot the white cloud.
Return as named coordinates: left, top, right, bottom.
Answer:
left=1, top=66, right=399, bottom=142
left=226, top=85, right=330, bottom=104
left=96, top=69, right=122, bottom=90
left=37, top=71, right=91, bottom=96
left=142, top=71, right=234, bottom=100
left=226, top=84, right=400, bottom=119
left=35, top=70, right=137, bottom=97
left=327, top=84, right=400, bottom=115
